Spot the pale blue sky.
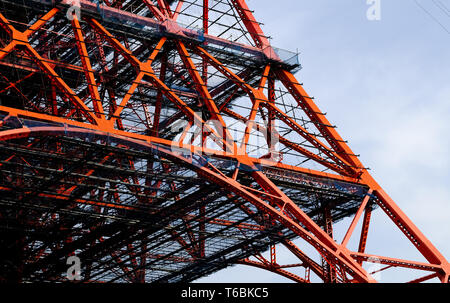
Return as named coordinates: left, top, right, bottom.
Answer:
left=197, top=0, right=450, bottom=283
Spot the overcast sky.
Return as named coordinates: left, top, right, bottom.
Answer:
left=198, top=0, right=450, bottom=283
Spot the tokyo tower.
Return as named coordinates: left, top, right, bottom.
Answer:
left=0, top=0, right=448, bottom=283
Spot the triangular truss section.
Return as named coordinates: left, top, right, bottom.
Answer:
left=0, top=0, right=447, bottom=283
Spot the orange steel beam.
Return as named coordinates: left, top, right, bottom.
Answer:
left=143, top=0, right=166, bottom=21
left=193, top=45, right=355, bottom=174
left=0, top=105, right=377, bottom=186
left=157, top=0, right=172, bottom=18
left=229, top=0, right=270, bottom=49
left=87, top=20, right=231, bottom=150
left=0, top=1, right=448, bottom=283
left=183, top=214, right=265, bottom=232
left=220, top=107, right=350, bottom=175
left=67, top=0, right=273, bottom=63
left=71, top=15, right=105, bottom=119
left=237, top=258, right=308, bottom=283
left=0, top=186, right=136, bottom=212
left=407, top=273, right=439, bottom=284
left=0, top=55, right=86, bottom=74
left=265, top=102, right=355, bottom=175
left=186, top=163, right=373, bottom=282
left=172, top=1, right=185, bottom=21
left=176, top=41, right=235, bottom=152
left=281, top=239, right=326, bottom=281
left=230, top=197, right=334, bottom=282
left=357, top=202, right=373, bottom=264
left=373, top=187, right=450, bottom=280
left=194, top=47, right=353, bottom=170
left=350, top=252, right=444, bottom=272
left=341, top=190, right=373, bottom=247
left=151, top=52, right=167, bottom=136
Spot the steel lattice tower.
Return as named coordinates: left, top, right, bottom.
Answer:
left=0, top=0, right=448, bottom=283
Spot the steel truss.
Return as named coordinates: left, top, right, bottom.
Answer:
left=0, top=0, right=448, bottom=283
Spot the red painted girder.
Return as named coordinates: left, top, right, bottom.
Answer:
left=228, top=0, right=270, bottom=49
left=0, top=186, right=137, bottom=212
left=192, top=45, right=356, bottom=175
left=221, top=107, right=349, bottom=175
left=183, top=214, right=265, bottom=231
left=142, top=0, right=166, bottom=21
left=407, top=273, right=439, bottom=283
left=0, top=105, right=364, bottom=185
left=281, top=239, right=326, bottom=281
left=176, top=41, right=235, bottom=152
left=0, top=55, right=86, bottom=74
left=351, top=252, right=444, bottom=272
left=87, top=21, right=232, bottom=150
left=71, top=15, right=105, bottom=119
left=373, top=186, right=450, bottom=279
left=247, top=169, right=373, bottom=282
left=172, top=1, right=185, bottom=20
left=341, top=190, right=373, bottom=247
left=357, top=202, right=373, bottom=264
left=60, top=0, right=275, bottom=62
left=236, top=259, right=309, bottom=283
left=0, top=9, right=100, bottom=125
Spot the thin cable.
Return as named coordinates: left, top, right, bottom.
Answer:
left=414, top=0, right=450, bottom=35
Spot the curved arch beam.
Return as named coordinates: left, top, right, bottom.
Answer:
left=0, top=125, right=374, bottom=283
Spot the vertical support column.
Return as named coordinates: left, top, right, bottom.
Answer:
left=93, top=31, right=123, bottom=129
left=71, top=15, right=104, bottom=120
left=270, top=244, right=276, bottom=265
left=267, top=76, right=277, bottom=159
left=199, top=200, right=206, bottom=258
left=202, top=0, right=209, bottom=85
left=357, top=203, right=373, bottom=264
left=321, top=206, right=337, bottom=283
left=152, top=52, right=167, bottom=137
left=305, top=267, right=311, bottom=282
